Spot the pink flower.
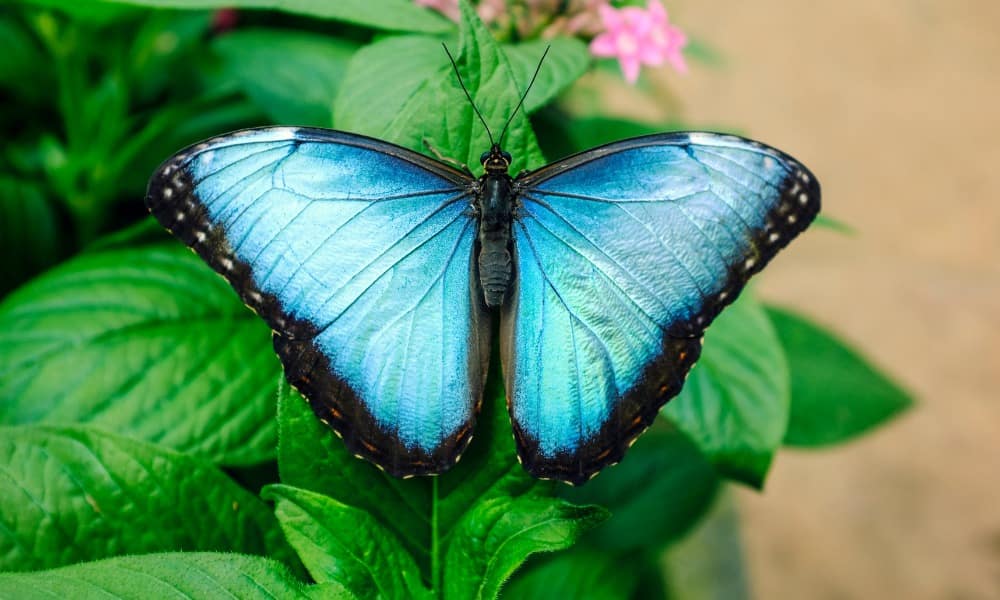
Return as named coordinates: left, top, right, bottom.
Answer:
left=415, top=0, right=460, bottom=22
left=211, top=8, right=239, bottom=33
left=589, top=0, right=688, bottom=83
left=414, top=0, right=502, bottom=25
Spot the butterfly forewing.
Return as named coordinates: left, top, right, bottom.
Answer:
left=146, top=127, right=490, bottom=476
left=505, top=132, right=820, bottom=484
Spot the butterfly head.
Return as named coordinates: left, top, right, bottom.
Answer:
left=480, top=144, right=512, bottom=175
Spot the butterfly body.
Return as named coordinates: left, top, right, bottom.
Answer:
left=474, top=144, right=517, bottom=308
left=146, top=126, right=819, bottom=485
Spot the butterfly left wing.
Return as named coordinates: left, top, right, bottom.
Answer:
left=146, top=127, right=490, bottom=477
left=504, top=132, right=820, bottom=484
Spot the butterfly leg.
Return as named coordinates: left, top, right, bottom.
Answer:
left=423, top=138, right=474, bottom=177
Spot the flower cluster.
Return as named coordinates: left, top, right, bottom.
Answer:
left=589, top=1, right=687, bottom=83
left=414, top=0, right=687, bottom=84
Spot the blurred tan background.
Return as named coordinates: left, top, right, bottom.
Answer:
left=641, top=1, right=998, bottom=598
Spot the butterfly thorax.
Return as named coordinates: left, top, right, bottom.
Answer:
left=476, top=145, right=515, bottom=309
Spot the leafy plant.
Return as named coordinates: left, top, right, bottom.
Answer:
left=0, top=0, right=911, bottom=598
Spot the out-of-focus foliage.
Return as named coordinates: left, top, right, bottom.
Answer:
left=0, top=0, right=911, bottom=598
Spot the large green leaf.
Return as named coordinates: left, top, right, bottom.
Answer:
left=0, top=13, right=52, bottom=104
left=662, top=294, right=790, bottom=488
left=334, top=3, right=544, bottom=174
left=93, top=0, right=454, bottom=33
left=444, top=493, right=606, bottom=600
left=16, top=0, right=141, bottom=24
left=562, top=425, right=719, bottom=554
left=503, top=37, right=590, bottom=115
left=334, top=35, right=452, bottom=135
left=0, top=552, right=325, bottom=599
left=501, top=546, right=644, bottom=600
left=531, top=110, right=688, bottom=162
left=0, top=175, right=67, bottom=297
left=661, top=491, right=750, bottom=600
left=0, top=243, right=280, bottom=466
left=767, top=306, right=912, bottom=446
left=266, top=484, right=432, bottom=599
left=213, top=29, right=358, bottom=127
left=507, top=427, right=719, bottom=599
left=0, top=425, right=294, bottom=572
left=277, top=379, right=606, bottom=599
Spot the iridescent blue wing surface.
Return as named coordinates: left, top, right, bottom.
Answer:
left=505, top=132, right=820, bottom=484
left=146, top=127, right=489, bottom=476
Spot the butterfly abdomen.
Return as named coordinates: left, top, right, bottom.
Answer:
left=478, top=242, right=511, bottom=308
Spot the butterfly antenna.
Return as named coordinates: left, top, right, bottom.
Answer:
left=498, top=45, right=550, bottom=148
left=443, top=43, right=495, bottom=146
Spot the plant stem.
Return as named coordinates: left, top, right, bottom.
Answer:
left=431, top=476, right=441, bottom=598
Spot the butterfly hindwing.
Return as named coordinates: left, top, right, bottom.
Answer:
left=146, top=127, right=490, bottom=476
left=505, top=132, right=820, bottom=484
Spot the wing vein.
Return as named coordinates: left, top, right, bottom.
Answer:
left=516, top=220, right=621, bottom=400
left=312, top=205, right=470, bottom=339
left=527, top=196, right=667, bottom=325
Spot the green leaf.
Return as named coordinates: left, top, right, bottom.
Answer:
left=531, top=110, right=689, bottom=162
left=265, top=484, right=432, bottom=599
left=335, top=3, right=544, bottom=174
left=334, top=35, right=452, bottom=134
left=0, top=13, right=52, bottom=104
left=0, top=175, right=68, bottom=297
left=445, top=494, right=607, bottom=600
left=277, top=366, right=604, bottom=596
left=0, top=243, right=280, bottom=466
left=0, top=425, right=294, bottom=572
left=503, top=37, right=590, bottom=114
left=501, top=546, right=644, bottom=600
left=814, top=213, right=856, bottom=235
left=17, top=0, right=141, bottom=24
left=0, top=552, right=320, bottom=599
left=213, top=29, right=358, bottom=127
left=93, top=0, right=454, bottom=33
left=563, top=425, right=719, bottom=554
left=683, top=37, right=727, bottom=69
left=661, top=491, right=750, bottom=600
left=767, top=306, right=913, bottom=446
left=662, top=294, right=790, bottom=488
left=276, top=381, right=435, bottom=566
left=83, top=216, right=172, bottom=252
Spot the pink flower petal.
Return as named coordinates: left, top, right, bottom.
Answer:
left=620, top=56, right=642, bottom=83
left=598, top=3, right=623, bottom=29
left=647, top=0, right=667, bottom=24
left=589, top=33, right=618, bottom=57
left=640, top=44, right=665, bottom=65
left=590, top=0, right=690, bottom=81
left=667, top=49, right=688, bottom=74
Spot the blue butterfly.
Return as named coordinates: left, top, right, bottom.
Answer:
left=146, top=84, right=819, bottom=486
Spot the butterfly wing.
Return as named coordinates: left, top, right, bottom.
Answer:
left=146, top=127, right=490, bottom=476
left=504, top=132, right=820, bottom=484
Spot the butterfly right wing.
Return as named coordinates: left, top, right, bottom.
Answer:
left=504, top=132, right=820, bottom=484
left=146, top=127, right=490, bottom=476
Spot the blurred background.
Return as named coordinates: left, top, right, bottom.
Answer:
left=665, top=2, right=998, bottom=598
